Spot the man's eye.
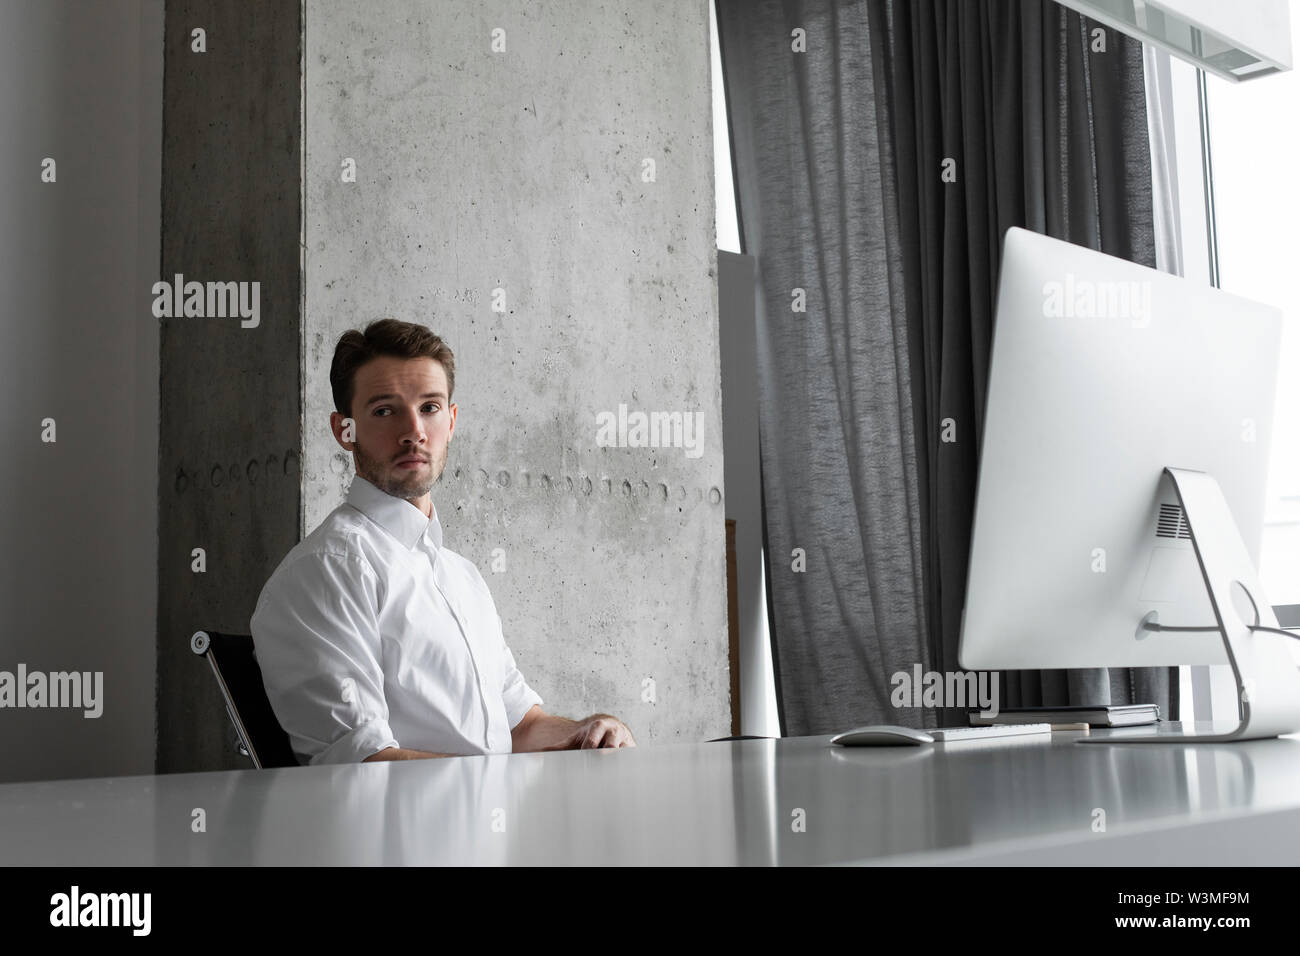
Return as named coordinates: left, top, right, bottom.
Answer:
left=373, top=405, right=438, bottom=415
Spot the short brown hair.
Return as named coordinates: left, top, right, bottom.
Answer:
left=330, top=318, right=456, bottom=418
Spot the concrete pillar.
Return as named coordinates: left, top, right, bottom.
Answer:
left=157, top=0, right=302, bottom=773
left=303, top=0, right=730, bottom=742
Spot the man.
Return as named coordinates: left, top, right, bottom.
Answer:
left=250, top=318, right=635, bottom=764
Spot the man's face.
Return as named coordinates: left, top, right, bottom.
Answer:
left=331, top=355, right=456, bottom=504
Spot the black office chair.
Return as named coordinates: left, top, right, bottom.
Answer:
left=191, top=630, right=299, bottom=769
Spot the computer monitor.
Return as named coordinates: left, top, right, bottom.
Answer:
left=958, top=227, right=1300, bottom=742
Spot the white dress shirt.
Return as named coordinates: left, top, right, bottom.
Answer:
left=250, top=474, right=542, bottom=765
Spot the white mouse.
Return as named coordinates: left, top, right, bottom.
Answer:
left=830, top=725, right=934, bottom=746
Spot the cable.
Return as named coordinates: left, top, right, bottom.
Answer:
left=1248, top=625, right=1300, bottom=642
left=1142, top=622, right=1300, bottom=641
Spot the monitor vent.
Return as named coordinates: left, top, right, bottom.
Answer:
left=1156, top=503, right=1191, bottom=540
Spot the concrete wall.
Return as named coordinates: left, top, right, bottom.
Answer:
left=302, top=0, right=730, bottom=742
left=156, top=0, right=302, bottom=774
left=0, top=0, right=162, bottom=784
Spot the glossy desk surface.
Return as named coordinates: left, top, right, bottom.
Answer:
left=3, top=725, right=1300, bottom=865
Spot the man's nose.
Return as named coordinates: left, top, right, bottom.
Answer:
left=399, top=407, right=427, bottom=443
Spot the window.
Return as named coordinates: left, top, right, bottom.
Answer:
left=1151, top=20, right=1300, bottom=719
left=1203, top=11, right=1300, bottom=625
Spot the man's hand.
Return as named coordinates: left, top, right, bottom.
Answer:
left=545, top=713, right=636, bottom=751
left=511, top=705, right=636, bottom=752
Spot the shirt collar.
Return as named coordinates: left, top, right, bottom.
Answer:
left=346, top=474, right=443, bottom=552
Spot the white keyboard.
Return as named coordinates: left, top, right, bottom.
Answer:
left=927, top=723, right=1053, bottom=742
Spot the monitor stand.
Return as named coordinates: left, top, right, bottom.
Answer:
left=1078, top=467, right=1300, bottom=744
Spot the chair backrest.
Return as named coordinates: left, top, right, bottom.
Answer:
left=194, top=631, right=300, bottom=769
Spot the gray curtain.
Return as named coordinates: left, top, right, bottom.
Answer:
left=719, top=0, right=1177, bottom=735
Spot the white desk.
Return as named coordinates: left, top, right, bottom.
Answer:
left=2, top=726, right=1299, bottom=865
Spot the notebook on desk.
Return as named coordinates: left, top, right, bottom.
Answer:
left=969, top=704, right=1160, bottom=728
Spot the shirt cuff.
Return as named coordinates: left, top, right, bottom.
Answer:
left=308, top=716, right=401, bottom=765
left=504, top=686, right=543, bottom=731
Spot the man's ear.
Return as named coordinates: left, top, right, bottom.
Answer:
left=331, top=412, right=357, bottom=449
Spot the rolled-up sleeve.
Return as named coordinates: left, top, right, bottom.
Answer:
left=470, top=567, right=543, bottom=731
left=494, top=613, right=543, bottom=730
left=250, top=551, right=400, bottom=765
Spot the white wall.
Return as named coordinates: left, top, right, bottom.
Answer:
left=0, top=0, right=162, bottom=782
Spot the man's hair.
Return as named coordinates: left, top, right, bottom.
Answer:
left=330, top=318, right=456, bottom=418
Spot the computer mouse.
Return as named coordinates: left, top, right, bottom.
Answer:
left=829, top=725, right=935, bottom=746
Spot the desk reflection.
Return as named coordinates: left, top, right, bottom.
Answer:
left=1, top=729, right=1298, bottom=865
